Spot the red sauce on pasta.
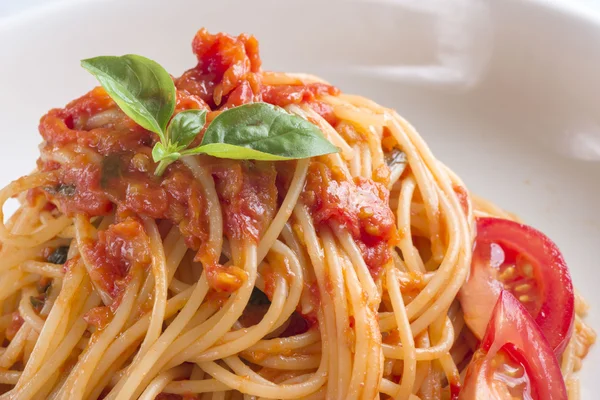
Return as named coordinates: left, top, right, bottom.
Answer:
left=80, top=217, right=150, bottom=298
left=303, top=162, right=398, bottom=277
left=33, top=29, right=343, bottom=292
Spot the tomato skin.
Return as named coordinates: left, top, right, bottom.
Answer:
left=460, top=291, right=567, bottom=400
left=459, top=217, right=574, bottom=355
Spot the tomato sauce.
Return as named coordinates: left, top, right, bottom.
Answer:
left=34, top=29, right=340, bottom=292
left=177, top=28, right=262, bottom=108
left=79, top=217, right=151, bottom=298
left=5, top=312, right=24, bottom=341
left=211, top=159, right=277, bottom=241
left=38, top=87, right=115, bottom=145
left=261, top=83, right=338, bottom=108
left=83, top=306, right=112, bottom=330
left=307, top=100, right=338, bottom=126
left=303, top=162, right=398, bottom=277
left=453, top=184, right=469, bottom=216
left=177, top=28, right=338, bottom=113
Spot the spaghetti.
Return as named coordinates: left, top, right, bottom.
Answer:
left=0, top=29, right=594, bottom=400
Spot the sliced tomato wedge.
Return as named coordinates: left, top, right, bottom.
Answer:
left=460, top=291, right=567, bottom=400
left=459, top=217, right=574, bottom=355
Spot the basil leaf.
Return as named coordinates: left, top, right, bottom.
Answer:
left=152, top=142, right=181, bottom=176
left=44, top=184, right=76, bottom=197
left=182, top=143, right=289, bottom=160
left=81, top=55, right=175, bottom=138
left=30, top=296, right=44, bottom=309
left=199, top=103, right=338, bottom=160
left=166, top=109, right=207, bottom=148
left=152, top=142, right=175, bottom=162
left=47, top=246, right=69, bottom=264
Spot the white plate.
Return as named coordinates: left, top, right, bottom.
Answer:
left=1, top=0, right=599, bottom=397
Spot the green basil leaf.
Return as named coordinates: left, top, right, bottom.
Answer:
left=166, top=109, right=207, bottom=148
left=181, top=143, right=290, bottom=160
left=152, top=142, right=178, bottom=162
left=47, top=246, right=69, bottom=264
left=152, top=143, right=181, bottom=176
left=81, top=55, right=175, bottom=138
left=44, top=184, right=76, bottom=197
left=199, top=103, right=339, bottom=159
left=30, top=296, right=44, bottom=309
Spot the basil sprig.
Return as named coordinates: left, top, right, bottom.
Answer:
left=151, top=109, right=207, bottom=176
left=82, top=55, right=338, bottom=176
left=81, top=55, right=175, bottom=138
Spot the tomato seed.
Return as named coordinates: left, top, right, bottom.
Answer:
left=521, top=263, right=534, bottom=278
left=514, top=283, right=531, bottom=293
left=499, top=266, right=515, bottom=280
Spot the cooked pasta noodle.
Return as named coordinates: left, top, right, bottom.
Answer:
left=0, top=28, right=594, bottom=400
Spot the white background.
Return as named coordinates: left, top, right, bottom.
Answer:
left=1, top=0, right=600, bottom=18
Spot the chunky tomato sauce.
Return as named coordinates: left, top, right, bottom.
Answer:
left=32, top=29, right=378, bottom=294
left=80, top=217, right=151, bottom=298
left=177, top=28, right=338, bottom=113
left=303, top=162, right=398, bottom=277
left=83, top=305, right=112, bottom=330
left=211, top=159, right=277, bottom=241
left=261, top=84, right=338, bottom=108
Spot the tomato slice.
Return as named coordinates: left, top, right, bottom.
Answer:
left=460, top=291, right=567, bottom=400
left=459, top=217, right=574, bottom=355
